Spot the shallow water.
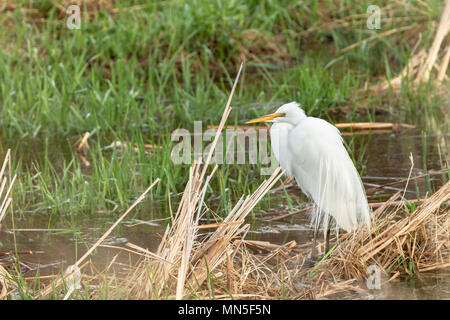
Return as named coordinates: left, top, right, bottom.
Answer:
left=0, top=114, right=448, bottom=299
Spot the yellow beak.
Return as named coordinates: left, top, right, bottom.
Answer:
left=245, top=112, right=285, bottom=124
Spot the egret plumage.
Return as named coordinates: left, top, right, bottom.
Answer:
left=246, top=102, right=372, bottom=260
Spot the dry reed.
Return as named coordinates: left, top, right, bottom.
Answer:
left=116, top=63, right=288, bottom=299
left=373, top=0, right=450, bottom=92
left=0, top=150, right=16, bottom=225
left=104, top=179, right=447, bottom=300
left=0, top=149, right=17, bottom=299
left=157, top=181, right=448, bottom=300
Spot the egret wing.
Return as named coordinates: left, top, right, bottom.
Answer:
left=287, top=117, right=371, bottom=231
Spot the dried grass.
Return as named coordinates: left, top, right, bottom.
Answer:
left=373, top=0, right=450, bottom=92
left=323, top=181, right=449, bottom=279
left=0, top=149, right=17, bottom=298
left=101, top=178, right=447, bottom=300
left=0, top=150, right=16, bottom=226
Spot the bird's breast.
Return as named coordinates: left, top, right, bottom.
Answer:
left=269, top=122, right=295, bottom=176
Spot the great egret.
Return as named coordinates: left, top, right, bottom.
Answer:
left=246, top=102, right=372, bottom=260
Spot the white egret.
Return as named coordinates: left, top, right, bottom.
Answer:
left=246, top=102, right=372, bottom=260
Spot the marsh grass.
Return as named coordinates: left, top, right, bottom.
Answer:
left=0, top=0, right=449, bottom=299
left=12, top=176, right=445, bottom=300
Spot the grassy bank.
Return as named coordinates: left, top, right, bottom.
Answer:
left=0, top=1, right=446, bottom=222
left=0, top=0, right=448, bottom=299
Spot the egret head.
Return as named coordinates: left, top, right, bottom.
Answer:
left=245, top=102, right=306, bottom=125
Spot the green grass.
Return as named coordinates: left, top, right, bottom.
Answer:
left=0, top=1, right=448, bottom=300
left=0, top=0, right=447, bottom=240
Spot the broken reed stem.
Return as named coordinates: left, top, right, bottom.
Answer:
left=365, top=168, right=449, bottom=195
left=299, top=2, right=418, bottom=35
left=340, top=25, right=417, bottom=54
left=208, top=122, right=415, bottom=132
left=186, top=167, right=284, bottom=290
left=78, top=179, right=160, bottom=266
left=175, top=165, right=218, bottom=300
left=359, top=180, right=449, bottom=263
left=0, top=150, right=16, bottom=225
left=372, top=0, right=450, bottom=91
left=143, top=63, right=244, bottom=300
left=199, top=63, right=243, bottom=181
left=438, top=45, right=450, bottom=81
left=416, top=0, right=450, bottom=81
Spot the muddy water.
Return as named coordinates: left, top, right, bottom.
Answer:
left=0, top=119, right=448, bottom=299
left=0, top=214, right=164, bottom=277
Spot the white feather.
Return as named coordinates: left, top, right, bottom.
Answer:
left=269, top=102, right=371, bottom=232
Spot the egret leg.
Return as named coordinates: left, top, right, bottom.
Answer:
left=325, top=226, right=331, bottom=254
left=309, top=207, right=321, bottom=263
left=310, top=226, right=318, bottom=261
left=325, top=215, right=332, bottom=255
